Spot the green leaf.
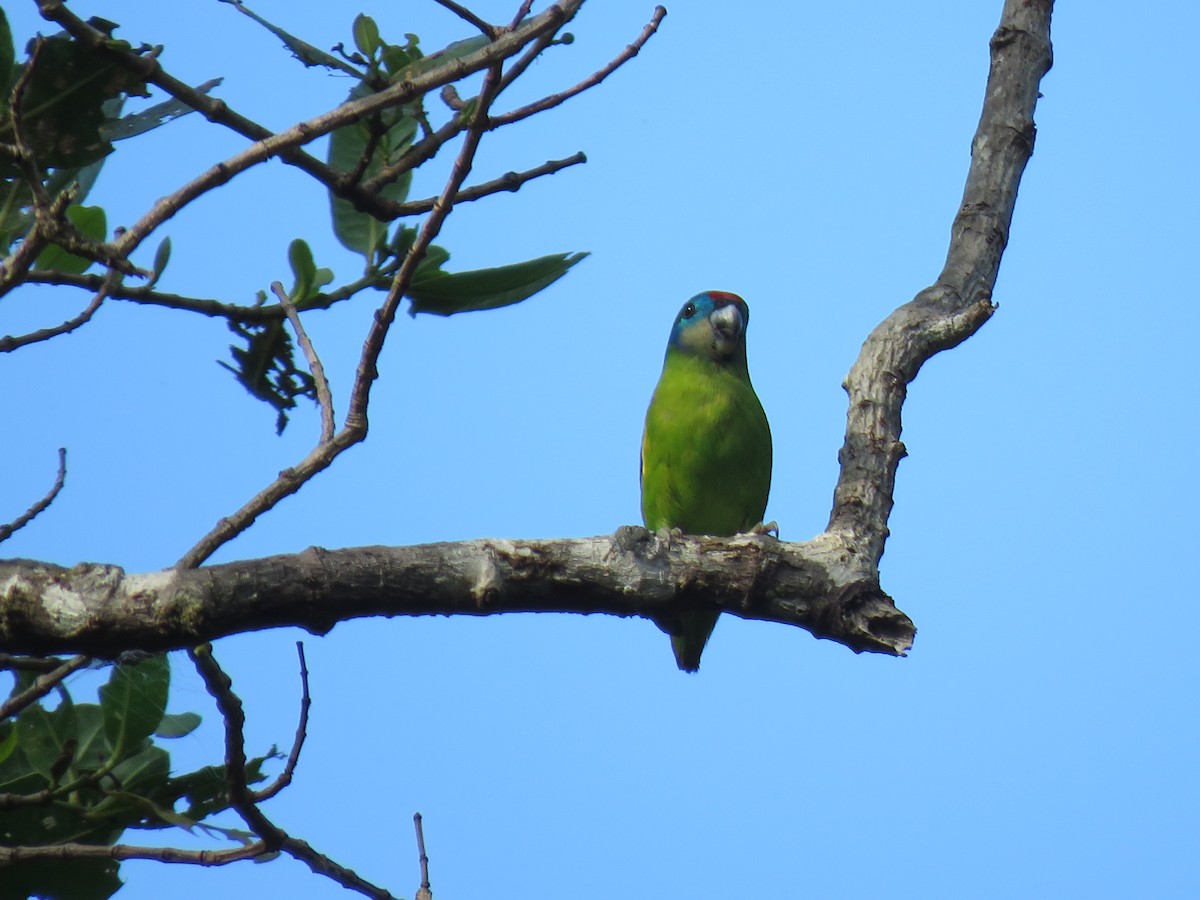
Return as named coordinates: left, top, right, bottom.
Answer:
left=219, top=0, right=361, bottom=76
left=33, top=204, right=107, bottom=274
left=14, top=688, right=77, bottom=779
left=0, top=719, right=19, bottom=766
left=98, top=654, right=169, bottom=755
left=99, top=77, right=223, bottom=141
left=328, top=81, right=417, bottom=261
left=47, top=155, right=107, bottom=207
left=397, top=33, right=489, bottom=80
left=288, top=237, right=317, bottom=300
left=147, top=235, right=171, bottom=287
left=352, top=14, right=381, bottom=59
left=0, top=856, right=122, bottom=900
left=155, top=711, right=201, bottom=739
left=408, top=251, right=589, bottom=316
left=219, top=319, right=316, bottom=434
left=379, top=34, right=421, bottom=77
left=0, top=22, right=149, bottom=172
left=71, top=702, right=112, bottom=771
left=0, top=10, right=15, bottom=103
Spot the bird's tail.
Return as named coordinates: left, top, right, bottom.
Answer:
left=670, top=610, right=720, bottom=673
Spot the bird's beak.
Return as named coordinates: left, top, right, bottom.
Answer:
left=709, top=302, right=744, bottom=357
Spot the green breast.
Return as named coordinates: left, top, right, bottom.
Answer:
left=641, top=352, right=772, bottom=535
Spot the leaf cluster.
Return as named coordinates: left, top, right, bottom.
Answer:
left=0, top=656, right=275, bottom=900
left=0, top=11, right=196, bottom=267
left=218, top=10, right=587, bottom=430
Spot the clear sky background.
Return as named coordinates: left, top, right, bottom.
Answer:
left=3, top=1, right=1198, bottom=897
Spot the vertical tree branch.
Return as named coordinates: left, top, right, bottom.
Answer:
left=826, top=0, right=1054, bottom=569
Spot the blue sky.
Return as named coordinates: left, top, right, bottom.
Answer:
left=3, top=1, right=1199, bottom=897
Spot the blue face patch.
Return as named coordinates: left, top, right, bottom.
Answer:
left=669, top=291, right=749, bottom=350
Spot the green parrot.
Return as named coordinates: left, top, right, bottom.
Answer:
left=640, top=291, right=773, bottom=672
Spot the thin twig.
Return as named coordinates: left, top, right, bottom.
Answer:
left=491, top=5, right=667, bottom=128
left=251, top=641, right=311, bottom=803
left=508, top=0, right=536, bottom=29
left=0, top=177, right=75, bottom=299
left=104, top=1, right=584, bottom=264
left=8, top=37, right=49, bottom=208
left=348, top=62, right=506, bottom=421
left=25, top=264, right=397, bottom=322
left=0, top=841, right=268, bottom=866
left=0, top=653, right=90, bottom=721
left=174, top=53, right=529, bottom=569
left=282, top=835, right=401, bottom=900
left=0, top=282, right=108, bottom=353
left=188, top=647, right=394, bottom=897
left=434, top=0, right=496, bottom=37
left=0, top=654, right=67, bottom=673
left=390, top=152, right=586, bottom=216
left=189, top=644, right=286, bottom=849
left=35, top=2, right=397, bottom=224
left=414, top=813, right=432, bottom=900
left=0, top=447, right=67, bottom=544
left=361, top=115, right=466, bottom=195
left=271, top=282, right=335, bottom=442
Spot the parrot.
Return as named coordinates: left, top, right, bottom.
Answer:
left=640, top=290, right=773, bottom=672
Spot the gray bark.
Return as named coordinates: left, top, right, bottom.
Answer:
left=0, top=530, right=912, bottom=657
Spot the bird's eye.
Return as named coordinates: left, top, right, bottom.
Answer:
left=681, top=302, right=696, bottom=320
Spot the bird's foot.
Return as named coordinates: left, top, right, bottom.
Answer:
left=748, top=520, right=779, bottom=538
left=656, top=525, right=684, bottom=551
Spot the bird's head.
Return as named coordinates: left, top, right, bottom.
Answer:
left=667, top=291, right=751, bottom=367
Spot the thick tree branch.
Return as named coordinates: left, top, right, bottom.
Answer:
left=826, top=0, right=1053, bottom=568
left=0, top=530, right=913, bottom=657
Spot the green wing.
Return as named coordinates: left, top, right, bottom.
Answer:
left=640, top=351, right=772, bottom=670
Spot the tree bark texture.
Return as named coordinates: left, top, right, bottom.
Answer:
left=0, top=531, right=912, bottom=657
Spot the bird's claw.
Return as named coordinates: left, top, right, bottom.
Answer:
left=748, top=520, right=779, bottom=538
left=656, top=525, right=683, bottom=551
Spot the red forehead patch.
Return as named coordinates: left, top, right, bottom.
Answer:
left=707, top=291, right=743, bottom=305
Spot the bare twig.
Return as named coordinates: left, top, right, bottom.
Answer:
left=0, top=841, right=267, bottom=866
left=0, top=653, right=67, bottom=673
left=24, top=265, right=396, bottom=322
left=271, top=282, right=335, bottom=442
left=360, top=115, right=466, bottom=196
left=348, top=62, right=505, bottom=422
left=414, top=813, right=432, bottom=900
left=102, top=1, right=584, bottom=264
left=391, top=152, right=586, bottom=215
left=281, top=835, right=400, bottom=900
left=0, top=447, right=67, bottom=544
left=491, top=5, right=667, bottom=128
left=35, top=2, right=402, bottom=224
left=508, top=1, right=536, bottom=29
left=0, top=283, right=108, bottom=353
left=0, top=178, right=75, bottom=299
left=0, top=653, right=90, bottom=721
left=189, top=644, right=286, bottom=849
left=173, top=52, right=525, bottom=570
left=8, top=37, right=50, bottom=209
left=434, top=0, right=496, bottom=37
left=251, top=641, right=311, bottom=803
